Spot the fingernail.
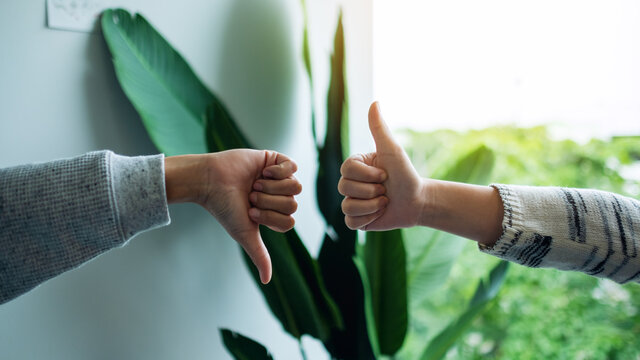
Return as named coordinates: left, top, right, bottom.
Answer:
left=253, top=182, right=263, bottom=191
left=250, top=192, right=258, bottom=203
left=261, top=272, right=271, bottom=284
left=263, top=170, right=273, bottom=178
left=249, top=208, right=260, bottom=219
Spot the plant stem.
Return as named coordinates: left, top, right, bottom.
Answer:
left=299, top=339, right=308, bottom=360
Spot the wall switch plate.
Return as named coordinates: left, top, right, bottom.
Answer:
left=46, top=0, right=119, bottom=33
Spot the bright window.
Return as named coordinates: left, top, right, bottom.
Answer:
left=373, top=0, right=640, bottom=141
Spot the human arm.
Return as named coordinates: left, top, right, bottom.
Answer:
left=0, top=149, right=300, bottom=304
left=339, top=102, right=640, bottom=283
left=164, top=149, right=301, bottom=284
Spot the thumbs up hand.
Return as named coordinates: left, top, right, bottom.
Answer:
left=338, top=102, right=427, bottom=231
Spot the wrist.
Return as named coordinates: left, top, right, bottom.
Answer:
left=164, top=155, right=208, bottom=205
left=418, top=179, right=504, bottom=246
left=418, top=178, right=442, bottom=228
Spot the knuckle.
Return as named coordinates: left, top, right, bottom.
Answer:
left=337, top=179, right=347, bottom=195
left=287, top=199, right=298, bottom=214
left=378, top=171, right=388, bottom=183
left=340, top=157, right=356, bottom=174
left=341, top=198, right=351, bottom=214
left=288, top=161, right=298, bottom=173
left=344, top=216, right=357, bottom=230
left=377, top=196, right=387, bottom=207
left=344, top=216, right=355, bottom=230
left=282, top=217, right=295, bottom=231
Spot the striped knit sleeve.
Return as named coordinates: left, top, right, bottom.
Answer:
left=479, top=184, right=640, bottom=284
left=0, top=151, right=171, bottom=304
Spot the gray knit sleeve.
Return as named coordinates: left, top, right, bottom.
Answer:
left=480, top=184, right=640, bottom=284
left=0, top=151, right=171, bottom=304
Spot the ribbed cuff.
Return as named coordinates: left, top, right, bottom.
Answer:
left=478, top=184, right=527, bottom=255
left=108, top=152, right=171, bottom=240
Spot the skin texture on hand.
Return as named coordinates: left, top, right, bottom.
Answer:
left=165, top=150, right=302, bottom=284
left=338, top=102, right=426, bottom=231
left=339, top=102, right=504, bottom=246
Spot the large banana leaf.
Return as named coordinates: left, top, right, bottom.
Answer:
left=406, top=145, right=496, bottom=307
left=314, top=13, right=376, bottom=359
left=352, top=253, right=380, bottom=357
left=419, top=261, right=509, bottom=360
left=319, top=231, right=374, bottom=359
left=432, top=144, right=495, bottom=184
left=220, top=329, right=274, bottom=360
left=205, top=101, right=253, bottom=151
left=362, top=230, right=408, bottom=356
left=405, top=229, right=466, bottom=308
left=316, top=11, right=349, bottom=229
left=299, top=0, right=318, bottom=147
left=103, top=7, right=341, bottom=345
left=101, top=9, right=213, bottom=156
left=244, top=229, right=342, bottom=341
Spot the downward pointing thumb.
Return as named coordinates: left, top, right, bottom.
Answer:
left=238, top=230, right=272, bottom=284
left=368, top=102, right=398, bottom=152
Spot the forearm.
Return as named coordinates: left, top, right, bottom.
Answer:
left=420, top=179, right=504, bottom=246
left=421, top=180, right=640, bottom=283
left=0, top=151, right=170, bottom=304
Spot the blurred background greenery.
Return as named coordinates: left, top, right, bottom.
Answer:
left=398, top=126, right=640, bottom=360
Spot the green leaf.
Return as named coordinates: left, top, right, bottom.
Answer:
left=405, top=228, right=466, bottom=307
left=299, top=0, right=317, bottom=146
left=205, top=101, right=252, bottom=151
left=103, top=6, right=345, bottom=355
left=316, top=11, right=348, bottom=230
left=352, top=252, right=381, bottom=357
left=419, top=261, right=509, bottom=360
left=220, top=329, right=274, bottom=360
left=318, top=231, right=376, bottom=360
left=243, top=228, right=342, bottom=341
left=315, top=14, right=376, bottom=359
left=101, top=9, right=215, bottom=156
left=434, top=144, right=495, bottom=185
left=363, top=230, right=408, bottom=356
left=406, top=145, right=496, bottom=308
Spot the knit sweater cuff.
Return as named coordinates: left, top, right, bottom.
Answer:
left=478, top=184, right=640, bottom=283
left=109, top=152, right=171, bottom=240
left=480, top=184, right=527, bottom=251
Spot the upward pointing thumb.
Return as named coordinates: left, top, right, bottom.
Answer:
left=368, top=102, right=398, bottom=152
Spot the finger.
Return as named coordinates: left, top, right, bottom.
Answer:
left=344, top=208, right=386, bottom=230
left=250, top=192, right=298, bottom=215
left=253, top=178, right=302, bottom=196
left=338, top=178, right=386, bottom=199
left=368, top=102, right=400, bottom=153
left=235, top=230, right=272, bottom=284
left=340, top=155, right=387, bottom=182
left=249, top=208, right=296, bottom=232
left=342, top=196, right=388, bottom=217
left=263, top=155, right=298, bottom=180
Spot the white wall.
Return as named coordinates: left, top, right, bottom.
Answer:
left=0, top=1, right=371, bottom=359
